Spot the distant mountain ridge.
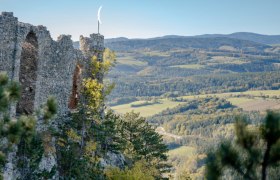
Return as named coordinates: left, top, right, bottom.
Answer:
left=195, top=32, right=280, bottom=45
left=73, top=32, right=280, bottom=50
left=105, top=32, right=280, bottom=45
left=105, top=36, right=270, bottom=52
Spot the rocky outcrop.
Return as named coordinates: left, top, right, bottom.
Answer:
left=100, top=152, right=126, bottom=170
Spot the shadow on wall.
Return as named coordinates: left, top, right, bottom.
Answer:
left=16, top=31, right=38, bottom=115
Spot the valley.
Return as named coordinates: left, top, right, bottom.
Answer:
left=105, top=34, right=280, bottom=178
left=2, top=1, right=280, bottom=179
left=111, top=90, right=280, bottom=117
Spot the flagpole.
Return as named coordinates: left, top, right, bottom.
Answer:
left=97, top=6, right=102, bottom=34
left=98, top=20, right=100, bottom=34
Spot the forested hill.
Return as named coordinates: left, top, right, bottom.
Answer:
left=104, top=32, right=280, bottom=102
left=195, top=32, right=280, bottom=45
left=73, top=32, right=280, bottom=50
left=105, top=36, right=270, bottom=51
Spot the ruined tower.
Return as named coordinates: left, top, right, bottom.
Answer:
left=0, top=12, right=105, bottom=117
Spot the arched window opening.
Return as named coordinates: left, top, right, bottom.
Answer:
left=16, top=31, right=38, bottom=115
left=68, top=64, right=82, bottom=110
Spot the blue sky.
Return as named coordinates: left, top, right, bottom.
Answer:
left=1, top=0, right=280, bottom=40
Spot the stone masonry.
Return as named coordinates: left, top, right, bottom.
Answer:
left=0, top=12, right=105, bottom=179
left=0, top=12, right=104, bottom=117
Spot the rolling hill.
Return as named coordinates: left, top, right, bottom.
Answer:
left=74, top=32, right=280, bottom=50
left=196, top=32, right=280, bottom=45
left=105, top=36, right=271, bottom=52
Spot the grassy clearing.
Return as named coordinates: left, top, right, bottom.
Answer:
left=111, top=99, right=182, bottom=117
left=181, top=93, right=229, bottom=99
left=209, top=56, right=247, bottom=65
left=182, top=90, right=280, bottom=99
left=168, top=146, right=196, bottom=158
left=141, top=51, right=170, bottom=57
left=111, top=90, right=280, bottom=117
left=181, top=90, right=280, bottom=112
left=218, top=45, right=238, bottom=51
left=227, top=97, right=255, bottom=106
left=225, top=97, right=280, bottom=111
left=243, top=90, right=280, bottom=96
left=117, top=56, right=147, bottom=66
left=170, top=64, right=204, bottom=69
left=233, top=99, right=280, bottom=111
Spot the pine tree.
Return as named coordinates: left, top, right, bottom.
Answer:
left=205, top=111, right=280, bottom=179
left=0, top=73, right=57, bottom=179
left=118, top=112, right=171, bottom=178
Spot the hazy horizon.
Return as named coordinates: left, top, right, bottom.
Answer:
left=106, top=32, right=280, bottom=40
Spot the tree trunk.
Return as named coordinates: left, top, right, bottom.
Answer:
left=262, top=143, right=271, bottom=180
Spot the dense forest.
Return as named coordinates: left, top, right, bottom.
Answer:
left=106, top=36, right=280, bottom=102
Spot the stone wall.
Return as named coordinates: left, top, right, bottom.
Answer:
left=16, top=31, right=38, bottom=115
left=0, top=12, right=104, bottom=117
left=0, top=11, right=105, bottom=179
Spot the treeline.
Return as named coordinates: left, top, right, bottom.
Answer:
left=105, top=37, right=270, bottom=52
left=109, top=72, right=280, bottom=99
left=156, top=97, right=232, bottom=117
left=130, top=101, right=159, bottom=107
left=209, top=60, right=279, bottom=73
left=107, top=97, right=138, bottom=106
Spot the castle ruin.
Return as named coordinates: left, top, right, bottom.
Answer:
left=0, top=12, right=107, bottom=178
left=0, top=12, right=104, bottom=117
